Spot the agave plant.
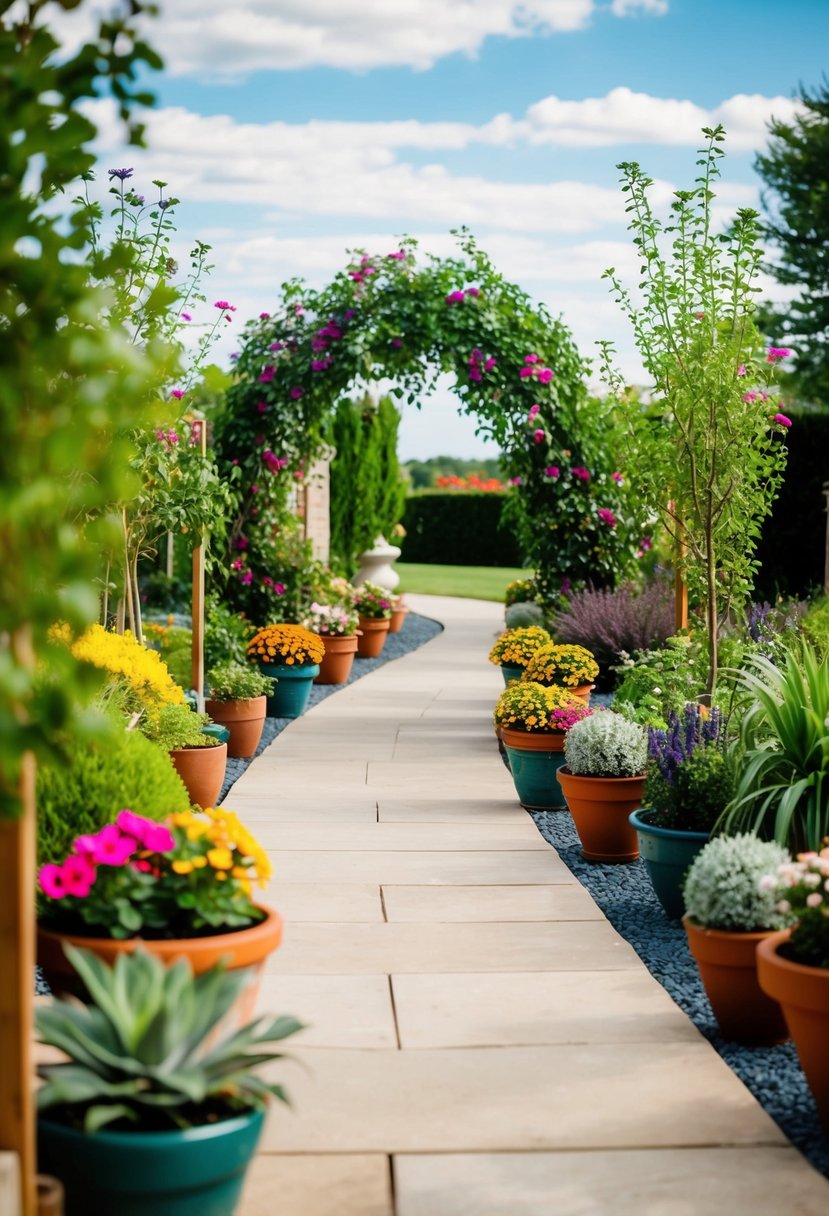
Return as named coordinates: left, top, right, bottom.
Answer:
left=717, top=643, right=829, bottom=851
left=36, top=945, right=303, bottom=1133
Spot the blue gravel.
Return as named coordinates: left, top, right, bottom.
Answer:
left=531, top=805, right=829, bottom=1178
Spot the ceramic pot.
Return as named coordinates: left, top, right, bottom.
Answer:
left=314, top=634, right=359, bottom=684
left=354, top=535, right=401, bottom=591
left=757, top=928, right=829, bottom=1133
left=556, top=768, right=644, bottom=862
left=256, top=662, right=319, bottom=718
left=356, top=617, right=390, bottom=658
left=683, top=918, right=789, bottom=1045
left=169, top=742, right=227, bottom=809
left=501, top=727, right=567, bottom=810
left=629, top=809, right=709, bottom=919
left=500, top=663, right=524, bottom=685
left=39, top=1107, right=264, bottom=1216
left=389, top=605, right=409, bottom=634
left=204, top=696, right=266, bottom=759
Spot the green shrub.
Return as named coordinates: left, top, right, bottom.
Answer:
left=206, top=661, right=273, bottom=701
left=37, top=729, right=190, bottom=866
left=204, top=593, right=256, bottom=668
left=400, top=493, right=523, bottom=566
left=139, top=703, right=222, bottom=751
left=505, top=601, right=546, bottom=629
left=801, top=597, right=829, bottom=657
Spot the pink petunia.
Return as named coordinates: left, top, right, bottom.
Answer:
left=88, top=824, right=136, bottom=867
left=142, top=824, right=176, bottom=853
left=61, top=854, right=97, bottom=897
left=116, top=809, right=155, bottom=845
left=39, top=863, right=68, bottom=900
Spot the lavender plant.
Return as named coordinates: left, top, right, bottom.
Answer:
left=643, top=703, right=737, bottom=832
left=552, top=576, right=674, bottom=673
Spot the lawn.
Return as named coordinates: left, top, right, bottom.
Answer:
left=395, top=563, right=530, bottom=602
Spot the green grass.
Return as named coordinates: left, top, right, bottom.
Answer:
left=396, top=563, right=530, bottom=602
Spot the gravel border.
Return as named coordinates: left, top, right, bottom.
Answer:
left=531, top=806, right=829, bottom=1179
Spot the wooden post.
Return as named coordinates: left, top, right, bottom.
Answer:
left=0, top=628, right=37, bottom=1216
left=191, top=417, right=207, bottom=711
left=675, top=566, right=689, bottom=632
left=823, top=483, right=829, bottom=597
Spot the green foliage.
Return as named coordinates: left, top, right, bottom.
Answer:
left=564, top=711, right=648, bottom=778
left=644, top=747, right=737, bottom=834
left=401, top=492, right=523, bottom=567
left=207, top=662, right=273, bottom=702
left=139, top=704, right=221, bottom=751
left=0, top=3, right=174, bottom=816
left=204, top=594, right=256, bottom=668
left=600, top=127, right=790, bottom=695
left=36, top=946, right=303, bottom=1132
left=37, top=728, right=188, bottom=866
left=718, top=644, right=829, bottom=852
left=683, top=834, right=792, bottom=932
left=614, top=635, right=708, bottom=728
left=329, top=393, right=406, bottom=574
left=802, top=597, right=829, bottom=657
left=755, top=81, right=829, bottom=406
left=505, top=602, right=546, bottom=629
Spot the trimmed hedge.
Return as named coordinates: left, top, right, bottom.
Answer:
left=400, top=493, right=525, bottom=567
left=755, top=410, right=829, bottom=599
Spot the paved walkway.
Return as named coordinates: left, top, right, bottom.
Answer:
left=235, top=595, right=829, bottom=1216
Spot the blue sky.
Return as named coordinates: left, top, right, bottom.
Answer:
left=63, top=0, right=829, bottom=458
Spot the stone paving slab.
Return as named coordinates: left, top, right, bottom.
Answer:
left=264, top=848, right=570, bottom=885
left=237, top=799, right=378, bottom=824
left=241, top=1153, right=392, bottom=1216
left=263, top=881, right=384, bottom=921
left=381, top=883, right=601, bottom=922
left=376, top=796, right=521, bottom=823
left=256, top=973, right=396, bottom=1048
left=392, top=1148, right=829, bottom=1216
left=253, top=821, right=547, bottom=851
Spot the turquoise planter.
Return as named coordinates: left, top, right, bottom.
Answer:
left=38, top=1108, right=264, bottom=1216
left=257, top=662, right=320, bottom=718
left=504, top=745, right=568, bottom=810
left=629, top=808, right=710, bottom=919
left=501, top=663, right=524, bottom=685
left=202, top=723, right=230, bottom=745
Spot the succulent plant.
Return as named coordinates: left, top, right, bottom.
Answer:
left=505, top=601, right=546, bottom=630
left=683, top=833, right=792, bottom=932
left=564, top=710, right=647, bottom=777
left=36, top=945, right=303, bottom=1133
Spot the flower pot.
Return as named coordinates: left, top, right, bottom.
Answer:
left=204, top=696, right=266, bottom=759
left=38, top=1106, right=264, bottom=1216
left=389, top=605, right=409, bottom=634
left=501, top=727, right=567, bottom=810
left=629, top=809, right=709, bottom=919
left=556, top=768, right=645, bottom=862
left=569, top=683, right=594, bottom=704
left=356, top=617, right=390, bottom=658
left=314, top=634, right=358, bottom=685
left=683, top=918, right=789, bottom=1045
left=500, top=663, right=524, bottom=685
left=169, top=743, right=227, bottom=809
left=256, top=661, right=320, bottom=718
left=354, top=535, right=401, bottom=591
left=757, top=928, right=829, bottom=1133
left=37, top=904, right=283, bottom=1023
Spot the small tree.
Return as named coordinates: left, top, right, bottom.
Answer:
left=599, top=126, right=791, bottom=695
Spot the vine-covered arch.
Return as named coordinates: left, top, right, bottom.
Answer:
left=212, top=231, right=645, bottom=616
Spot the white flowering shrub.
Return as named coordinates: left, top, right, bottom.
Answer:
left=683, top=833, right=792, bottom=931
left=564, top=710, right=647, bottom=778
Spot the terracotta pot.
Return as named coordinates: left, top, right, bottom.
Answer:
left=204, top=696, right=266, bottom=759
left=684, top=917, right=789, bottom=1045
left=168, top=741, right=227, bottom=809
left=37, top=1175, right=64, bottom=1216
left=37, top=904, right=283, bottom=1025
left=314, top=633, right=359, bottom=684
left=556, top=768, right=644, bottom=863
left=389, top=605, right=409, bottom=634
left=356, top=616, right=390, bottom=658
left=757, top=928, right=829, bottom=1132
left=500, top=727, right=565, bottom=752
left=569, top=683, right=594, bottom=704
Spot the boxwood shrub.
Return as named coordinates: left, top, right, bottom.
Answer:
left=400, top=493, right=524, bottom=567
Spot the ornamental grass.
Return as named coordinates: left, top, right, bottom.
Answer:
left=522, top=642, right=599, bottom=688
left=488, top=625, right=552, bottom=668
left=494, top=681, right=592, bottom=733
left=247, top=623, right=325, bottom=667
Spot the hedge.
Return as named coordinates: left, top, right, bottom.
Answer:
left=400, top=493, right=525, bottom=567
left=755, top=409, right=829, bottom=599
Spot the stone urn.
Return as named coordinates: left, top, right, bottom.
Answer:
left=354, top=535, right=401, bottom=591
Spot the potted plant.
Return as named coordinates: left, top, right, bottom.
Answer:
left=246, top=623, right=325, bottom=717
left=303, top=601, right=361, bottom=684
left=556, top=710, right=648, bottom=862
left=757, top=844, right=829, bottom=1132
left=682, top=833, right=792, bottom=1044
left=389, top=594, right=409, bottom=634
left=140, top=702, right=227, bottom=809
left=37, top=945, right=302, bottom=1215
left=352, top=581, right=393, bottom=658
left=521, top=642, right=599, bottom=703
left=37, top=806, right=281, bottom=1007
left=494, top=681, right=591, bottom=810
left=205, top=661, right=274, bottom=758
left=630, top=704, right=737, bottom=918
left=488, top=625, right=552, bottom=685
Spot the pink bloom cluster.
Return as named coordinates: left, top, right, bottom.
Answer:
left=773, top=412, right=792, bottom=428
left=156, top=429, right=179, bottom=448
left=611, top=471, right=623, bottom=483
left=445, top=286, right=480, bottom=304
left=549, top=704, right=592, bottom=732
left=544, top=465, right=560, bottom=478
left=570, top=466, right=591, bottom=481
left=468, top=348, right=497, bottom=382
left=349, top=255, right=378, bottom=284
left=528, top=404, right=540, bottom=421
left=532, top=428, right=546, bottom=444
left=262, top=576, right=286, bottom=594
left=387, top=249, right=406, bottom=260
left=597, top=508, right=617, bottom=528
left=767, top=346, right=793, bottom=362
left=519, top=354, right=553, bottom=385
left=263, top=449, right=288, bottom=473
left=170, top=388, right=185, bottom=401
left=38, top=811, right=174, bottom=901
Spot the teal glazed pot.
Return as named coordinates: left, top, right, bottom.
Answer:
left=38, top=1108, right=264, bottom=1216
left=501, top=663, right=524, bottom=686
left=257, top=662, right=320, bottom=719
left=629, top=808, right=709, bottom=919
left=501, top=728, right=568, bottom=810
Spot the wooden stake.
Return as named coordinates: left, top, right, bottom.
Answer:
left=191, top=416, right=207, bottom=711
left=675, top=566, right=689, bottom=632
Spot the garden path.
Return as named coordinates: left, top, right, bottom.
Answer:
left=233, top=595, right=829, bottom=1216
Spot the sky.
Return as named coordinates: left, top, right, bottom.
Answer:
left=46, top=0, right=829, bottom=458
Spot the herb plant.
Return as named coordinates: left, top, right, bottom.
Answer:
left=207, top=662, right=274, bottom=702
left=683, top=834, right=792, bottom=932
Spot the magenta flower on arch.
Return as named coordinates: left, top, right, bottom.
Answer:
left=528, top=404, right=540, bottom=420
left=598, top=507, right=617, bottom=528
left=290, top=386, right=305, bottom=399
left=571, top=466, right=591, bottom=481
left=537, top=368, right=554, bottom=384
left=544, top=465, right=560, bottom=478
left=532, top=428, right=546, bottom=444
left=259, top=366, right=276, bottom=383
left=214, top=300, right=235, bottom=311
left=773, top=412, right=792, bottom=428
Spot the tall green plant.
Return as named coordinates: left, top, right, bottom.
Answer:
left=599, top=126, right=791, bottom=694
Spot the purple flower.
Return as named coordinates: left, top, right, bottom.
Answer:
left=170, top=389, right=185, bottom=400
left=214, top=300, right=235, bottom=311
left=258, top=365, right=275, bottom=383
left=509, top=476, right=522, bottom=486
left=767, top=346, right=793, bottom=362
left=107, top=167, right=133, bottom=180
left=484, top=356, right=497, bottom=371
left=233, top=535, right=249, bottom=550
left=259, top=311, right=271, bottom=319
left=391, top=338, right=402, bottom=348
left=469, top=368, right=482, bottom=382
left=290, top=386, right=305, bottom=399
left=181, top=312, right=192, bottom=322
left=257, top=401, right=268, bottom=414
left=466, top=286, right=480, bottom=297
left=311, top=359, right=331, bottom=372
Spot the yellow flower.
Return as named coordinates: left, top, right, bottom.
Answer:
left=172, top=859, right=194, bottom=875
left=207, top=847, right=234, bottom=870
left=191, top=856, right=208, bottom=869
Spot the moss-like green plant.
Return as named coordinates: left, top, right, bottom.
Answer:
left=139, top=704, right=222, bottom=751
left=564, top=711, right=647, bottom=778
left=683, top=833, right=791, bottom=932
left=206, top=662, right=273, bottom=702
left=505, top=601, right=546, bottom=630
